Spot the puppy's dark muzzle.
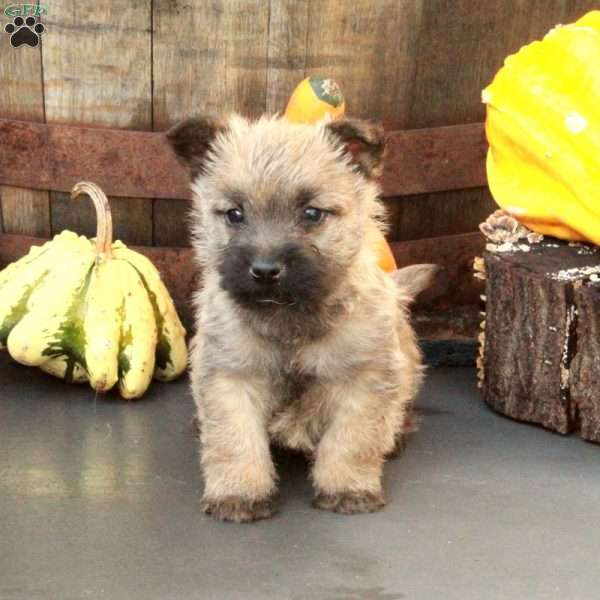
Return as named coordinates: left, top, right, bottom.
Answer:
left=249, top=260, right=284, bottom=284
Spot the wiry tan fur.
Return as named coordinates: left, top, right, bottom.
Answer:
left=168, top=114, right=435, bottom=522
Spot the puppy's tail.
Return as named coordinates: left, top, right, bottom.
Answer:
left=390, top=264, right=440, bottom=301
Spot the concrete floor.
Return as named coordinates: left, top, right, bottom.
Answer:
left=1, top=352, right=600, bottom=600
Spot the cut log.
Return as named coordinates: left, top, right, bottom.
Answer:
left=480, top=239, right=600, bottom=443
left=570, top=284, right=600, bottom=441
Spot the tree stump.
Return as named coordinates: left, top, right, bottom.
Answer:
left=477, top=236, right=600, bottom=443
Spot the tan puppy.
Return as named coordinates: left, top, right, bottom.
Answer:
left=167, top=114, right=435, bottom=522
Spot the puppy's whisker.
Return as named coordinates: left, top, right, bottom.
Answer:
left=256, top=298, right=296, bottom=306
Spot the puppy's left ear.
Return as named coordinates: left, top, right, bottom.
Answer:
left=166, top=116, right=226, bottom=179
left=326, top=118, right=386, bottom=178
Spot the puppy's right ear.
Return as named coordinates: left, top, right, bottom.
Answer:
left=166, top=117, right=226, bottom=178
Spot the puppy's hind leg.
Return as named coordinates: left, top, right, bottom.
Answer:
left=198, top=373, right=277, bottom=523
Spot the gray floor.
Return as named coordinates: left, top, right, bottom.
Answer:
left=1, top=352, right=599, bottom=600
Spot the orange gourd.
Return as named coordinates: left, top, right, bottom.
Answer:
left=284, top=77, right=397, bottom=272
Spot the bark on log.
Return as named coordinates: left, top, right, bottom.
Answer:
left=570, top=284, right=600, bottom=441
left=480, top=240, right=600, bottom=443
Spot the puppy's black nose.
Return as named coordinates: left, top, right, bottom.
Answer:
left=250, top=260, right=282, bottom=283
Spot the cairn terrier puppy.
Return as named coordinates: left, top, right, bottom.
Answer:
left=167, top=114, right=435, bottom=523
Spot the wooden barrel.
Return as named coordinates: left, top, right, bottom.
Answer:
left=2, top=1, right=595, bottom=339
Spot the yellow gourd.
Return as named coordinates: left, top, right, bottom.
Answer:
left=284, top=77, right=397, bottom=272
left=0, top=182, right=187, bottom=399
left=483, top=11, right=600, bottom=244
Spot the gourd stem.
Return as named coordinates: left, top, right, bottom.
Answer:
left=71, top=182, right=113, bottom=258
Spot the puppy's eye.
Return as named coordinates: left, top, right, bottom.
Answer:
left=225, top=208, right=244, bottom=225
left=303, top=207, right=324, bottom=224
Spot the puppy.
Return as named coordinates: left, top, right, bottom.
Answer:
left=167, top=114, right=435, bottom=522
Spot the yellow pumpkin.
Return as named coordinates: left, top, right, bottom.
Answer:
left=483, top=11, right=600, bottom=244
left=284, top=77, right=397, bottom=272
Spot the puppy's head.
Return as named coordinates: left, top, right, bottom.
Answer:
left=167, top=114, right=385, bottom=310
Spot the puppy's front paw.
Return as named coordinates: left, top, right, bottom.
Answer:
left=312, top=490, right=385, bottom=515
left=202, top=495, right=274, bottom=523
